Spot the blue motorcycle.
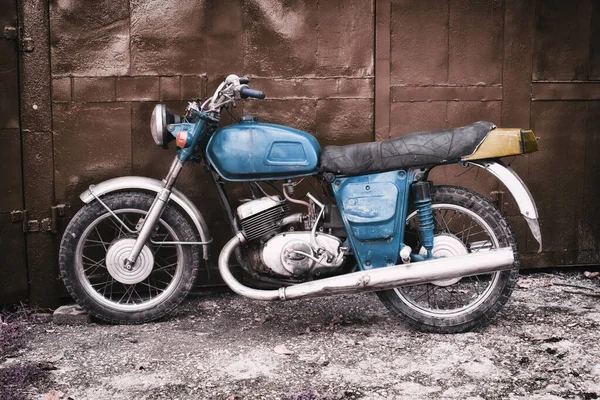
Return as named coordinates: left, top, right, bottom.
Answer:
left=59, top=75, right=541, bottom=333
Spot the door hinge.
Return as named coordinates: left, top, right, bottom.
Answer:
left=11, top=204, right=67, bottom=233
left=2, top=24, right=34, bottom=52
left=3, top=26, right=18, bottom=40
left=21, top=36, right=34, bottom=52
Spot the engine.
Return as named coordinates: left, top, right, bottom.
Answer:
left=236, top=196, right=345, bottom=278
left=237, top=196, right=289, bottom=241
left=261, top=231, right=344, bottom=277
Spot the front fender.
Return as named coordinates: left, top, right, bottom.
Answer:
left=469, top=160, right=542, bottom=252
left=79, top=176, right=211, bottom=259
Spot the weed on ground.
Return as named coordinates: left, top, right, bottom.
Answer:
left=0, top=323, right=24, bottom=362
left=0, top=306, right=54, bottom=400
left=0, top=363, right=53, bottom=400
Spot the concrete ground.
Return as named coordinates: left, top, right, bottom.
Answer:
left=2, top=271, right=600, bottom=400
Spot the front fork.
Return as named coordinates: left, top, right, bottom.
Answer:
left=124, top=158, right=183, bottom=269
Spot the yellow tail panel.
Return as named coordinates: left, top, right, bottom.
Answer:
left=463, top=128, right=538, bottom=161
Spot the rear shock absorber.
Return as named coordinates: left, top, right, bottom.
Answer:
left=411, top=181, right=435, bottom=259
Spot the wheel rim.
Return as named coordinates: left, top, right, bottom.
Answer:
left=75, top=209, right=183, bottom=312
left=393, top=204, right=501, bottom=318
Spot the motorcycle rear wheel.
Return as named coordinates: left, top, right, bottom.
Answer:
left=376, top=185, right=519, bottom=333
left=59, top=192, right=199, bottom=324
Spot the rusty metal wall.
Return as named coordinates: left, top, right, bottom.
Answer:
left=377, top=0, right=600, bottom=269
left=0, top=0, right=27, bottom=303
left=48, top=0, right=374, bottom=289
left=1, top=0, right=58, bottom=306
left=1, top=0, right=598, bottom=305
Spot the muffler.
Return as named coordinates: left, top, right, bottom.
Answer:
left=218, top=234, right=515, bottom=301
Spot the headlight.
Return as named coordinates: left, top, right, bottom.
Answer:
left=150, top=104, right=180, bottom=149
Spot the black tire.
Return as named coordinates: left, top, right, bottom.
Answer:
left=59, top=192, right=200, bottom=324
left=376, top=185, right=519, bottom=333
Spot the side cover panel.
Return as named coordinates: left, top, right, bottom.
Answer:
left=332, top=170, right=413, bottom=270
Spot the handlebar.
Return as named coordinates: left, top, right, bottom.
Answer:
left=240, top=86, right=266, bottom=100
left=201, top=75, right=266, bottom=112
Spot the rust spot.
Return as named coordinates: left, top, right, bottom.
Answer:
left=356, top=274, right=371, bottom=287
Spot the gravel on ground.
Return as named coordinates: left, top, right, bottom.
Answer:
left=2, top=271, right=600, bottom=400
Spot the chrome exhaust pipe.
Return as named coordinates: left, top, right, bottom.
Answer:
left=218, top=234, right=515, bottom=301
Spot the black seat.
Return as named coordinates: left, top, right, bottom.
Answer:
left=319, top=121, right=495, bottom=176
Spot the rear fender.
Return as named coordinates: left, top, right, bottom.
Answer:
left=469, top=160, right=542, bottom=252
left=79, top=176, right=211, bottom=259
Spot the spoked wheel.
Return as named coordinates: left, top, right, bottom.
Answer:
left=59, top=192, right=199, bottom=324
left=377, top=185, right=519, bottom=333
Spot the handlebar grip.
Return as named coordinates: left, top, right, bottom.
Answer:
left=239, top=77, right=250, bottom=84
left=240, top=86, right=266, bottom=100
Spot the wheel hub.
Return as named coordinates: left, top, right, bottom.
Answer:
left=420, top=234, right=468, bottom=287
left=106, top=238, right=154, bottom=284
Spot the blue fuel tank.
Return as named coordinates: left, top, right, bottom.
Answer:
left=206, top=118, right=321, bottom=181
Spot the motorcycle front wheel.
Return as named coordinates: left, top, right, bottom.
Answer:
left=59, top=192, right=200, bottom=324
left=377, top=185, right=519, bottom=333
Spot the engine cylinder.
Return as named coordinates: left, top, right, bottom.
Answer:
left=237, top=196, right=289, bottom=241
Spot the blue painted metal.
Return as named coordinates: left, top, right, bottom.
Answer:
left=331, top=170, right=413, bottom=270
left=174, top=119, right=207, bottom=162
left=168, top=122, right=197, bottom=138
left=168, top=123, right=196, bottom=147
left=206, top=120, right=321, bottom=181
left=413, top=194, right=434, bottom=260
left=410, top=253, right=429, bottom=262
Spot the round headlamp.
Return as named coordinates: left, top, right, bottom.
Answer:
left=150, top=104, right=180, bottom=149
